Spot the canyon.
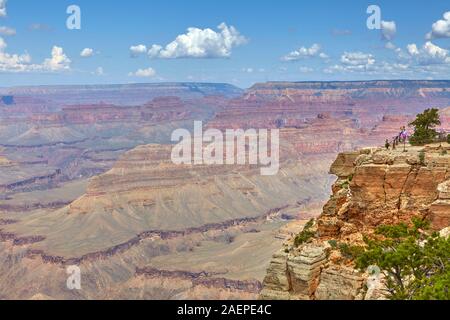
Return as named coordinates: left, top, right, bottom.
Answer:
left=0, top=80, right=449, bottom=299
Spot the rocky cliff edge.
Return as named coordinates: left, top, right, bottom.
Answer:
left=260, top=142, right=450, bottom=300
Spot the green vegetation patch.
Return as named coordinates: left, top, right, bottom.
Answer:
left=352, top=218, right=449, bottom=300
left=294, top=219, right=315, bottom=247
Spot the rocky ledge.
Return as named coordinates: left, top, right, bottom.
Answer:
left=260, top=142, right=450, bottom=300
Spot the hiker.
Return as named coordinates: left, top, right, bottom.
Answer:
left=401, top=130, right=408, bottom=143
left=385, top=139, right=390, bottom=150
left=397, top=126, right=409, bottom=152
left=399, top=126, right=408, bottom=143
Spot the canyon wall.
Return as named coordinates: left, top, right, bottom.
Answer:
left=261, top=142, right=450, bottom=300
left=1, top=81, right=450, bottom=299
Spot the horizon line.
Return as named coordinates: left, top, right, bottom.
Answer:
left=2, top=78, right=450, bottom=91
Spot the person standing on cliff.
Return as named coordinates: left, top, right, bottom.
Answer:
left=400, top=126, right=408, bottom=143
left=399, top=126, right=409, bottom=152
left=385, top=139, right=390, bottom=150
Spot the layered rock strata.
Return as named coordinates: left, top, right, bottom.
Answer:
left=261, top=143, right=450, bottom=300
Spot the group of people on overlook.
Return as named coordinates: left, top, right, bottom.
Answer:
left=385, top=126, right=409, bottom=150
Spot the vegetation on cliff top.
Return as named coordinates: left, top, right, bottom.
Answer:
left=354, top=218, right=449, bottom=300
left=409, top=108, right=441, bottom=146
left=294, top=219, right=315, bottom=247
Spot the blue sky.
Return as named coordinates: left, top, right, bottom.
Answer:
left=0, top=0, right=449, bottom=88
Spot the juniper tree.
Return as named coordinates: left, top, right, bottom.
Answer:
left=409, top=108, right=441, bottom=145
left=354, top=218, right=449, bottom=300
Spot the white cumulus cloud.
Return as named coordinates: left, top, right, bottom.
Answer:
left=43, top=46, right=71, bottom=71
left=0, top=0, right=7, bottom=18
left=130, top=44, right=147, bottom=57
left=128, top=67, right=156, bottom=77
left=147, top=23, right=247, bottom=59
left=282, top=44, right=328, bottom=61
left=381, top=20, right=397, bottom=41
left=80, top=48, right=94, bottom=57
left=426, top=12, right=450, bottom=39
left=407, top=43, right=419, bottom=56
left=324, top=51, right=376, bottom=74
left=0, top=37, right=32, bottom=72
left=405, top=41, right=450, bottom=65
left=0, top=38, right=71, bottom=72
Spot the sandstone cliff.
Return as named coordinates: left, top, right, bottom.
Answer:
left=260, top=142, right=450, bottom=300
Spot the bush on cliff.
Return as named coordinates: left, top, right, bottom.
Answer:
left=409, top=108, right=441, bottom=146
left=447, top=134, right=450, bottom=144
left=338, top=243, right=365, bottom=260
left=355, top=218, right=449, bottom=300
left=294, top=219, right=315, bottom=247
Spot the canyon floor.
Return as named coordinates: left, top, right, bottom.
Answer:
left=0, top=81, right=449, bottom=299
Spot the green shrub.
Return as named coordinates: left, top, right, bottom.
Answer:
left=447, top=134, right=450, bottom=144
left=294, top=219, right=315, bottom=247
left=340, top=175, right=354, bottom=189
left=328, top=240, right=338, bottom=248
left=340, top=180, right=349, bottom=189
left=303, top=218, right=314, bottom=230
left=338, top=243, right=365, bottom=260
left=355, top=218, right=450, bottom=300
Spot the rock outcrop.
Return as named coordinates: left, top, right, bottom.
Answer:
left=260, top=244, right=328, bottom=300
left=261, top=143, right=450, bottom=300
